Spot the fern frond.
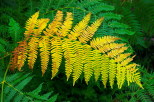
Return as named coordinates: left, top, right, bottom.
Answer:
left=102, top=12, right=122, bottom=20
left=9, top=10, right=143, bottom=89
left=24, top=11, right=39, bottom=38
left=34, top=18, right=50, bottom=36
left=101, top=55, right=110, bottom=88
left=88, top=3, right=115, bottom=14
left=109, top=59, right=116, bottom=88
left=137, top=90, right=151, bottom=102
left=126, top=64, right=140, bottom=86
left=98, top=43, right=126, bottom=53
left=4, top=73, right=33, bottom=102
left=17, top=41, right=27, bottom=71
left=83, top=45, right=93, bottom=84
left=10, top=40, right=27, bottom=71
left=107, top=47, right=128, bottom=58
left=114, top=53, right=132, bottom=62
left=28, top=37, right=39, bottom=69
left=62, top=39, right=76, bottom=81
left=78, top=17, right=104, bottom=43
left=90, top=36, right=120, bottom=49
left=51, top=36, right=63, bottom=79
left=133, top=72, right=143, bottom=89
left=10, top=48, right=19, bottom=71
left=2, top=72, right=58, bottom=102
left=92, top=50, right=102, bottom=82
left=116, top=63, right=126, bottom=89
left=68, top=13, right=91, bottom=40
left=72, top=41, right=84, bottom=85
left=108, top=21, right=129, bottom=29
left=39, top=36, right=50, bottom=76
left=58, top=12, right=73, bottom=37
left=44, top=10, right=63, bottom=36
left=8, top=18, right=21, bottom=42
left=120, top=55, right=135, bottom=66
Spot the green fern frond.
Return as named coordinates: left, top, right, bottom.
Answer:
left=8, top=18, right=22, bottom=42
left=2, top=72, right=58, bottom=102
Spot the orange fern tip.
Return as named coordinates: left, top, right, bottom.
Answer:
left=10, top=41, right=28, bottom=71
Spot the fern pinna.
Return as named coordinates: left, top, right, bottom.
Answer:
left=9, top=10, right=143, bottom=89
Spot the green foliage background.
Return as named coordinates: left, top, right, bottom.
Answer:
left=0, top=0, right=154, bottom=101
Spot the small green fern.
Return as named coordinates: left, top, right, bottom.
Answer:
left=8, top=18, right=22, bottom=42
left=1, top=72, right=58, bottom=102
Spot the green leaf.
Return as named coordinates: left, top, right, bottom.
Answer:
left=8, top=18, right=21, bottom=42
left=115, top=29, right=135, bottom=35
left=47, top=94, right=58, bottom=102
left=6, top=75, right=33, bottom=102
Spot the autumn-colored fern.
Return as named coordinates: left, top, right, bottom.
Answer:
left=10, top=40, right=27, bottom=71
left=28, top=37, right=39, bottom=69
left=10, top=11, right=143, bottom=89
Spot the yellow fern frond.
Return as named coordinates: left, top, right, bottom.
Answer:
left=51, top=36, right=63, bottom=79
left=109, top=59, right=116, bottom=88
left=90, top=36, right=120, bottom=49
left=107, top=47, right=128, bottom=58
left=98, top=43, right=126, bottom=53
left=39, top=36, right=50, bottom=76
left=92, top=50, right=102, bottom=81
left=116, top=63, right=126, bottom=89
left=73, top=41, right=84, bottom=85
left=34, top=18, right=50, bottom=36
left=126, top=63, right=138, bottom=85
left=44, top=11, right=63, bottom=36
left=10, top=10, right=143, bottom=89
left=126, top=64, right=143, bottom=88
left=62, top=39, right=76, bottom=81
left=114, top=53, right=131, bottom=62
left=24, top=12, right=39, bottom=38
left=58, top=12, right=73, bottom=37
left=133, top=72, right=143, bottom=88
left=78, top=17, right=104, bottom=43
left=120, top=55, right=135, bottom=66
left=101, top=55, right=110, bottom=88
left=83, top=46, right=93, bottom=84
left=28, top=37, right=39, bottom=69
left=68, top=13, right=91, bottom=40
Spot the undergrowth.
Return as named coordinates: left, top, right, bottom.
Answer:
left=0, top=0, right=153, bottom=101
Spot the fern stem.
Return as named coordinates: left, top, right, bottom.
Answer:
left=4, top=82, right=34, bottom=102
left=5, top=82, right=24, bottom=95
left=1, top=55, right=11, bottom=102
left=1, top=85, right=4, bottom=102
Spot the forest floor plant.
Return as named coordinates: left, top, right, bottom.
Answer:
left=0, top=0, right=154, bottom=101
